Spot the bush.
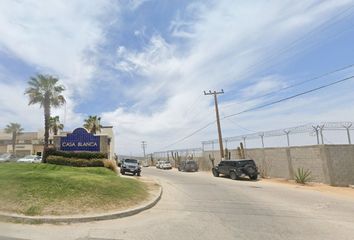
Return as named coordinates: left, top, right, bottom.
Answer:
left=295, top=168, right=313, bottom=184
left=45, top=148, right=107, bottom=159
left=103, top=159, right=118, bottom=173
left=47, top=156, right=104, bottom=167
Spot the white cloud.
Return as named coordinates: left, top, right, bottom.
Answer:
left=0, top=0, right=119, bottom=131
left=108, top=0, right=354, bottom=155
left=240, top=75, right=287, bottom=98
left=1, top=0, right=353, bottom=155
left=0, top=81, right=42, bottom=130
left=0, top=0, right=118, bottom=96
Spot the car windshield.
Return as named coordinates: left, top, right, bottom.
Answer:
left=124, top=159, right=138, bottom=163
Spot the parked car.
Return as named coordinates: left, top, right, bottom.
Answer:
left=142, top=160, right=149, bottom=167
left=120, top=159, right=141, bottom=176
left=178, top=160, right=199, bottom=172
left=160, top=160, right=172, bottom=170
left=17, top=155, right=41, bottom=163
left=0, top=153, right=16, bottom=162
left=156, top=160, right=163, bottom=169
left=212, top=159, right=258, bottom=180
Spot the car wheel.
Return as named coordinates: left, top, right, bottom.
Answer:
left=250, top=174, right=258, bottom=180
left=137, top=172, right=141, bottom=176
left=230, top=171, right=237, bottom=180
left=245, top=164, right=256, bottom=175
left=212, top=168, right=219, bottom=177
left=121, top=171, right=125, bottom=175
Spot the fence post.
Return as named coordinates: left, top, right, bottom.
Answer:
left=344, top=124, right=352, bottom=144
left=260, top=133, right=265, bottom=148
left=320, top=125, right=325, bottom=144
left=313, top=126, right=320, bottom=144
left=284, top=130, right=290, bottom=147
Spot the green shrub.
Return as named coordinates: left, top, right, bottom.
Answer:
left=295, top=168, right=313, bottom=184
left=47, top=156, right=104, bottom=167
left=45, top=148, right=107, bottom=159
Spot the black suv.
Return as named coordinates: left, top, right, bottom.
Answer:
left=212, top=159, right=258, bottom=180
left=120, top=159, right=141, bottom=176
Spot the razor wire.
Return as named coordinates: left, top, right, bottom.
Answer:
left=201, top=121, right=353, bottom=147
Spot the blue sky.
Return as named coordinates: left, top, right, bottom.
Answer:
left=0, top=0, right=354, bottom=155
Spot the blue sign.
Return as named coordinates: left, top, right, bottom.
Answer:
left=60, top=128, right=100, bottom=152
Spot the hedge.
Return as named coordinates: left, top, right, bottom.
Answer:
left=45, top=148, right=107, bottom=159
left=47, top=156, right=104, bottom=167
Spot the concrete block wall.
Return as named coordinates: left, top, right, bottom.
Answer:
left=289, top=146, right=326, bottom=183
left=199, top=145, right=354, bottom=186
left=325, top=145, right=354, bottom=186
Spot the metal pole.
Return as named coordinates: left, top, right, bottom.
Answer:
left=313, top=126, right=320, bottom=144
left=347, top=128, right=352, bottom=144
left=260, top=133, right=264, bottom=148
left=320, top=128, right=324, bottom=144
left=242, top=137, right=246, bottom=148
left=344, top=124, right=352, bottom=144
left=284, top=130, right=290, bottom=147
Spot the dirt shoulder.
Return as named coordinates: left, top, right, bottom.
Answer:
left=260, top=178, right=354, bottom=200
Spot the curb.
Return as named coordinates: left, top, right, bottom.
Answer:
left=0, top=181, right=162, bottom=224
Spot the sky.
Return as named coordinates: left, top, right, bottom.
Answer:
left=0, top=0, right=354, bottom=155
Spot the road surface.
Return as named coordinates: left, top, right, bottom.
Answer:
left=1, top=167, right=354, bottom=240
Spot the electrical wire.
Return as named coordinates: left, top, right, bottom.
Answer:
left=161, top=75, right=354, bottom=149
left=222, top=75, right=354, bottom=119
left=220, top=111, right=257, bottom=133
left=222, top=63, right=354, bottom=109
left=225, top=5, right=354, bottom=96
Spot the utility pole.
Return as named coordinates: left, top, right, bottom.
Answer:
left=141, top=141, right=147, bottom=158
left=204, top=89, right=225, bottom=159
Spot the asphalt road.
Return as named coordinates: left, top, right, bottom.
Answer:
left=1, top=167, right=354, bottom=240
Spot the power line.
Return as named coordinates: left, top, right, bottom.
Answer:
left=221, top=113, right=257, bottom=133
left=225, top=5, right=354, bottom=96
left=222, top=75, right=354, bottom=119
left=222, top=63, right=354, bottom=109
left=162, top=122, right=215, bottom=149
left=162, top=75, right=354, bottom=149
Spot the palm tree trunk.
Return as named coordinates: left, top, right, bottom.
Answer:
left=12, top=133, right=16, bottom=156
left=43, top=95, right=50, bottom=163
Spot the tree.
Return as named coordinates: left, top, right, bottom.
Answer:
left=83, top=115, right=102, bottom=134
left=24, top=74, right=66, bottom=162
left=49, top=116, right=64, bottom=135
left=4, top=123, right=23, bottom=156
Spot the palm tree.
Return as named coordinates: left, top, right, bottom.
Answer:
left=24, top=74, right=66, bottom=162
left=4, top=123, right=23, bottom=156
left=49, top=116, right=64, bottom=135
left=83, top=115, right=102, bottom=134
